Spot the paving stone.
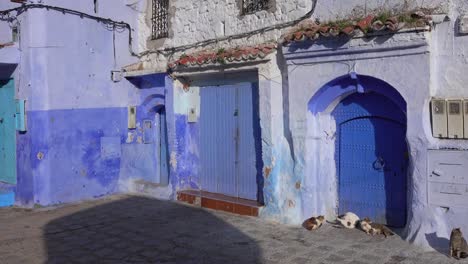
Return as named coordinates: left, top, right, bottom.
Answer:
left=326, top=254, right=347, bottom=263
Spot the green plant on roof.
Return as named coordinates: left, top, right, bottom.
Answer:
left=180, top=53, right=188, bottom=59
left=375, top=11, right=393, bottom=23
left=217, top=57, right=226, bottom=65
left=217, top=48, right=226, bottom=55
left=329, top=19, right=354, bottom=30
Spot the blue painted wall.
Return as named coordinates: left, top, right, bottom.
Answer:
left=0, top=1, right=174, bottom=206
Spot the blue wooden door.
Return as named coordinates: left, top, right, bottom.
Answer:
left=0, top=79, right=16, bottom=184
left=200, top=83, right=257, bottom=200
left=333, top=92, right=407, bottom=227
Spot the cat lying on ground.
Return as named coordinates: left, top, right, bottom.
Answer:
left=303, top=216, right=325, bottom=231
left=359, top=217, right=394, bottom=238
left=332, top=212, right=360, bottom=229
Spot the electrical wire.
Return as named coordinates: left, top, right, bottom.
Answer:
left=0, top=3, right=149, bottom=57
left=0, top=1, right=319, bottom=59
left=144, top=0, right=319, bottom=55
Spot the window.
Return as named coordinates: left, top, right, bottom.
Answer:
left=152, top=0, right=169, bottom=39
left=242, top=0, right=270, bottom=14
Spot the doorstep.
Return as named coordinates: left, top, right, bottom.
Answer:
left=177, top=190, right=260, bottom=217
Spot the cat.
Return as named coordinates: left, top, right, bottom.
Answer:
left=334, top=212, right=360, bottom=229
left=303, top=216, right=325, bottom=231
left=369, top=222, right=394, bottom=238
left=359, top=217, right=373, bottom=235
left=450, top=228, right=468, bottom=259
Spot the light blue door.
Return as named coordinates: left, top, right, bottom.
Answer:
left=333, top=92, right=407, bottom=227
left=200, top=83, right=257, bottom=200
left=0, top=79, right=16, bottom=184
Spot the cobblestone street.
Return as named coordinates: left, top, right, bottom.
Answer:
left=0, top=195, right=463, bottom=264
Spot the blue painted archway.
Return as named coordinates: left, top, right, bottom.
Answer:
left=309, top=74, right=408, bottom=227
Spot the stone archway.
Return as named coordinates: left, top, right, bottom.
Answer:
left=302, top=73, right=408, bottom=226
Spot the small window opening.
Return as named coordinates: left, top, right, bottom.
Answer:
left=152, top=0, right=169, bottom=39
left=242, top=0, right=270, bottom=14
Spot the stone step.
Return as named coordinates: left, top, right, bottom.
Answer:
left=177, top=190, right=261, bottom=217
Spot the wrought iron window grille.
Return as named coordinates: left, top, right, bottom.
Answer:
left=242, top=0, right=270, bottom=14
left=152, top=0, right=169, bottom=39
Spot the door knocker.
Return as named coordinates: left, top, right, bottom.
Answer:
left=373, top=156, right=386, bottom=171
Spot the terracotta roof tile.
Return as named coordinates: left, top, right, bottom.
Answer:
left=168, top=43, right=276, bottom=70
left=282, top=11, right=432, bottom=45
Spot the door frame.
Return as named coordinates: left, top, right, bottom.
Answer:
left=194, top=72, right=263, bottom=202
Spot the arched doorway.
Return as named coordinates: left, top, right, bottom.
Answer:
left=332, top=92, right=408, bottom=227
left=307, top=74, right=408, bottom=227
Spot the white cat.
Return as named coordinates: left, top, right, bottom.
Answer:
left=335, top=212, right=360, bottom=229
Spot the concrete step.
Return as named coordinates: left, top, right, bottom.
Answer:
left=177, top=190, right=261, bottom=217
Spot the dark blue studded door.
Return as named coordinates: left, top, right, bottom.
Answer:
left=333, top=92, right=408, bottom=227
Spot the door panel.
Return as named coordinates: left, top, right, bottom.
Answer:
left=215, top=85, right=237, bottom=197
left=335, top=92, right=407, bottom=227
left=0, top=79, right=16, bottom=184
left=237, top=83, right=257, bottom=200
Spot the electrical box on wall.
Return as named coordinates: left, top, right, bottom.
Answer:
left=431, top=99, right=447, bottom=138
left=15, top=99, right=26, bottom=132
left=447, top=100, right=463, bottom=139
left=188, top=107, right=197, bottom=123
left=128, top=106, right=136, bottom=129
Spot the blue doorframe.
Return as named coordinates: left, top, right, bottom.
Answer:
left=332, top=92, right=408, bottom=227
left=0, top=79, right=17, bottom=185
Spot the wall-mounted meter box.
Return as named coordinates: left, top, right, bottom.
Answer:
left=447, top=100, right=463, bottom=139
left=188, top=107, right=197, bottom=123
left=128, top=106, right=136, bottom=129
left=431, top=99, right=447, bottom=138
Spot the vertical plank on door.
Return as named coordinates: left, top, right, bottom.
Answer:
left=237, top=83, right=257, bottom=200
left=216, top=85, right=237, bottom=197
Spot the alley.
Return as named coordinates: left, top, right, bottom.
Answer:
left=0, top=195, right=461, bottom=264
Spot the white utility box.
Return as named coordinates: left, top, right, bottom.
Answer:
left=447, top=100, right=463, bottom=139
left=431, top=99, right=447, bottom=138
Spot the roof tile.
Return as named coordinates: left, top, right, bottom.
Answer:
left=282, top=11, right=432, bottom=45
left=168, top=43, right=277, bottom=70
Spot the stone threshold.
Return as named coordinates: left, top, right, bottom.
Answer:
left=177, top=190, right=260, bottom=217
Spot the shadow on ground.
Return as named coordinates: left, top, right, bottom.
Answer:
left=44, top=196, right=261, bottom=263
left=425, top=232, right=450, bottom=256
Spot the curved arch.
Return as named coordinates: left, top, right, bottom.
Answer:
left=308, top=73, right=406, bottom=115
left=141, top=94, right=165, bottom=115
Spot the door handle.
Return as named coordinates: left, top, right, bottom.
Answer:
left=0, top=117, right=3, bottom=123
